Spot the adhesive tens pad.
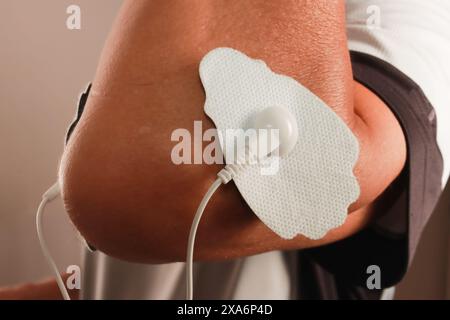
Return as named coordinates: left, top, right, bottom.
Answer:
left=199, top=48, right=360, bottom=240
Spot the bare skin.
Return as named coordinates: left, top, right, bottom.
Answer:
left=59, top=0, right=407, bottom=264
left=0, top=274, right=78, bottom=300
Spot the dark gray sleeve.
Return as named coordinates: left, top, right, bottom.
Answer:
left=299, top=51, right=444, bottom=297
left=65, top=83, right=91, bottom=144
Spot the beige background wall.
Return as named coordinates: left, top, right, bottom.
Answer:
left=0, top=0, right=122, bottom=287
left=0, top=0, right=448, bottom=299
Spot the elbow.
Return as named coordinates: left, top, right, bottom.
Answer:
left=58, top=109, right=200, bottom=264
left=60, top=164, right=188, bottom=264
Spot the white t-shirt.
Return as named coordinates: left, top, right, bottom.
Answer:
left=80, top=0, right=450, bottom=300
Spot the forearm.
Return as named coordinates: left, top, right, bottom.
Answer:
left=0, top=274, right=79, bottom=300
left=60, top=0, right=406, bottom=263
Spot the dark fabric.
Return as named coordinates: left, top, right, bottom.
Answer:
left=67, top=51, right=443, bottom=300
left=297, top=51, right=444, bottom=299
left=65, top=83, right=91, bottom=144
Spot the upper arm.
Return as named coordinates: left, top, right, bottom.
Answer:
left=60, top=0, right=406, bottom=263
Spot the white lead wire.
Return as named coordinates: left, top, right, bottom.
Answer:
left=36, top=186, right=71, bottom=301
left=186, top=178, right=223, bottom=300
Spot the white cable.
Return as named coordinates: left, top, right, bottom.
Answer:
left=185, top=105, right=299, bottom=299
left=185, top=136, right=267, bottom=299
left=36, top=182, right=71, bottom=300
left=186, top=177, right=223, bottom=300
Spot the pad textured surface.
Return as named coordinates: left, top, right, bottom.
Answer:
left=200, top=48, right=360, bottom=240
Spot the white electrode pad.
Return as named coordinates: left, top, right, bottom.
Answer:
left=199, top=48, right=360, bottom=240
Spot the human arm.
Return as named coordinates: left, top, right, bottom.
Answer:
left=60, top=0, right=406, bottom=263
